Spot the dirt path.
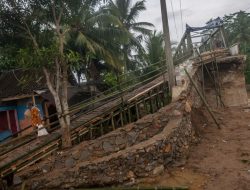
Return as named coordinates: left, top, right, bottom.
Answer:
left=141, top=107, right=250, bottom=190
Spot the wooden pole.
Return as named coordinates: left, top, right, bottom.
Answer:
left=149, top=92, right=154, bottom=113
left=160, top=0, right=175, bottom=95
left=127, top=106, right=132, bottom=123
left=120, top=108, right=124, bottom=127
left=111, top=112, right=115, bottom=131
left=90, top=125, right=93, bottom=139
left=44, top=102, right=50, bottom=127
left=143, top=97, right=148, bottom=114
left=184, top=68, right=220, bottom=129
left=220, top=26, right=228, bottom=48
left=135, top=100, right=139, bottom=120
left=156, top=86, right=161, bottom=108
left=32, top=94, right=36, bottom=106
left=6, top=110, right=11, bottom=131
left=100, top=123, right=104, bottom=136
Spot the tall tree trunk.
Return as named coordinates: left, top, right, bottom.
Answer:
left=123, top=45, right=129, bottom=74
left=61, top=64, right=72, bottom=148
left=24, top=1, right=72, bottom=148
left=43, top=67, right=72, bottom=148
left=51, top=1, right=72, bottom=148
left=88, top=61, right=100, bottom=93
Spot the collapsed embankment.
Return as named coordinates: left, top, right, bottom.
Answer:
left=18, top=54, right=247, bottom=189
left=18, top=66, right=203, bottom=189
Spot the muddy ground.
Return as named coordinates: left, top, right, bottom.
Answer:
left=140, top=106, right=250, bottom=190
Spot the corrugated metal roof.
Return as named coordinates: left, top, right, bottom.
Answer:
left=0, top=70, right=47, bottom=99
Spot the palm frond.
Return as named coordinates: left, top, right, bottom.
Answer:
left=127, top=0, right=146, bottom=22
left=75, top=32, right=96, bottom=54
left=132, top=26, right=152, bottom=36
left=132, top=21, right=154, bottom=28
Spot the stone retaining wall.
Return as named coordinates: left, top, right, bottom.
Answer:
left=75, top=108, right=192, bottom=187
left=67, top=113, right=168, bottom=164
left=24, top=66, right=203, bottom=190
left=28, top=100, right=200, bottom=189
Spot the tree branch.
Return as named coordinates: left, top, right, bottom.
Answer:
left=43, top=67, right=57, bottom=97
left=55, top=58, right=60, bottom=93
left=23, top=21, right=39, bottom=50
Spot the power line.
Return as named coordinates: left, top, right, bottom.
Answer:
left=170, top=0, right=179, bottom=40
left=179, top=0, right=184, bottom=34
left=245, top=7, right=250, bottom=11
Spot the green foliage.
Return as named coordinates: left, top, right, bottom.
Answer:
left=0, top=46, right=18, bottom=71
left=223, top=11, right=250, bottom=83
left=144, top=31, right=165, bottom=65
left=103, top=72, right=118, bottom=87
left=108, top=0, right=154, bottom=72
left=223, top=11, right=250, bottom=46
left=0, top=0, right=154, bottom=90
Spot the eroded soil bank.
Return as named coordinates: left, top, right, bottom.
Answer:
left=140, top=107, right=250, bottom=190
left=12, top=54, right=249, bottom=189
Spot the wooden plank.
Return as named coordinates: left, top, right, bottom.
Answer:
left=128, top=81, right=164, bottom=102
left=0, top=73, right=170, bottom=178
left=6, top=111, right=11, bottom=131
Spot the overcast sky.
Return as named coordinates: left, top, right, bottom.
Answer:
left=137, top=0, right=250, bottom=42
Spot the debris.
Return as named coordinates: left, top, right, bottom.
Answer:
left=173, top=110, right=182, bottom=116
left=13, top=175, right=22, bottom=185
left=202, top=124, right=207, bottom=128
left=153, top=165, right=164, bottom=175
left=57, top=151, right=63, bottom=155
left=184, top=102, right=192, bottom=113
left=65, top=157, right=75, bottom=168
left=163, top=144, right=172, bottom=153
left=184, top=68, right=221, bottom=129
left=42, top=169, right=47, bottom=173
left=72, top=151, right=80, bottom=160
left=127, top=171, right=135, bottom=179
left=243, top=109, right=250, bottom=113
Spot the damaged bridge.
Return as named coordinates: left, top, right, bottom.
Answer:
left=0, top=21, right=248, bottom=189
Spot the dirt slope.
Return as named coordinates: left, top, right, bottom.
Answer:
left=141, top=107, right=250, bottom=190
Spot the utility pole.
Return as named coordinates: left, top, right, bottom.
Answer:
left=160, top=0, right=175, bottom=95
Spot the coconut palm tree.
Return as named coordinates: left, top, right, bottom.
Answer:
left=108, top=0, right=154, bottom=72
left=144, top=31, right=165, bottom=65
left=66, top=0, right=128, bottom=87
left=139, top=30, right=178, bottom=78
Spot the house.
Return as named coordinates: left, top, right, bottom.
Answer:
left=0, top=70, right=91, bottom=141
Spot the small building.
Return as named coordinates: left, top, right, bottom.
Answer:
left=0, top=70, right=91, bottom=141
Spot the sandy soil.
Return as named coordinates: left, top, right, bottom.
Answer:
left=141, top=107, right=250, bottom=190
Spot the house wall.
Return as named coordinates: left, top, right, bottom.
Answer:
left=0, top=107, right=19, bottom=141
left=0, top=111, right=8, bottom=132
left=0, top=96, right=45, bottom=139
left=0, top=106, right=18, bottom=133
